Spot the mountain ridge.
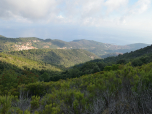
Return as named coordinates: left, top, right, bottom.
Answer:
left=0, top=35, right=150, bottom=57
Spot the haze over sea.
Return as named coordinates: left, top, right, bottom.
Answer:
left=0, top=0, right=152, bottom=45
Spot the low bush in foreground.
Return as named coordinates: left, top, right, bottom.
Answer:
left=1, top=62, right=152, bottom=113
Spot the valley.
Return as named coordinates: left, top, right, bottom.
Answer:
left=0, top=0, right=151, bottom=113
left=0, top=35, right=152, bottom=113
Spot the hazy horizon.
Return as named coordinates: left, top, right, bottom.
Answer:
left=0, top=0, right=152, bottom=45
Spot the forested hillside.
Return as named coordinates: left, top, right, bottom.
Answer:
left=0, top=53, right=62, bottom=71
left=103, top=44, right=152, bottom=65
left=6, top=49, right=100, bottom=68
left=0, top=35, right=149, bottom=57
left=55, top=44, right=152, bottom=79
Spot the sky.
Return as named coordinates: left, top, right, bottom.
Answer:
left=0, top=0, right=152, bottom=45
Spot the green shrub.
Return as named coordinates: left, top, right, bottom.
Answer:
left=30, top=96, right=40, bottom=110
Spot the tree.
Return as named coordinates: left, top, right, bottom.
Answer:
left=40, top=72, right=50, bottom=82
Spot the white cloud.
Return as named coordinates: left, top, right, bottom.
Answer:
left=58, top=15, right=64, bottom=19
left=105, top=0, right=128, bottom=13
left=0, top=0, right=151, bottom=30
left=128, top=0, right=151, bottom=15
left=0, top=0, right=58, bottom=20
left=118, top=0, right=151, bottom=29
left=81, top=0, right=104, bottom=17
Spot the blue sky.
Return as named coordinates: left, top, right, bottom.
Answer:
left=0, top=0, right=152, bottom=45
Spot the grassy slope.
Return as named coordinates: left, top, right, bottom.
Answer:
left=6, top=49, right=100, bottom=68
left=0, top=53, right=62, bottom=71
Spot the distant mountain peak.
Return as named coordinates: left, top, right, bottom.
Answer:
left=0, top=35, right=6, bottom=38
left=72, top=39, right=86, bottom=42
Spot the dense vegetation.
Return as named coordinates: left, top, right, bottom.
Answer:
left=0, top=53, right=61, bottom=71
left=2, top=44, right=152, bottom=84
left=0, top=37, right=152, bottom=113
left=103, top=44, right=152, bottom=66
left=6, top=49, right=100, bottom=68
left=1, top=62, right=152, bottom=113
left=54, top=44, right=152, bottom=79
